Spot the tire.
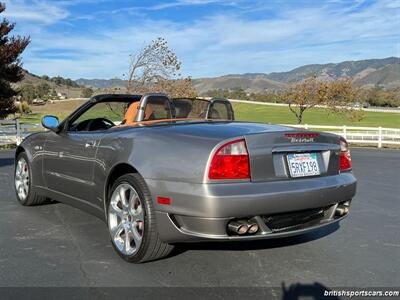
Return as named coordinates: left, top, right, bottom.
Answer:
left=14, top=152, right=46, bottom=206
left=107, top=173, right=174, bottom=263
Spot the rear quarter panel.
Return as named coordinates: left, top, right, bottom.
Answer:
left=93, top=124, right=227, bottom=207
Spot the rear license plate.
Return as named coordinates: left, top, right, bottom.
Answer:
left=287, top=153, right=320, bottom=178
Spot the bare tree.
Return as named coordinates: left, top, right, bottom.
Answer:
left=126, top=37, right=181, bottom=93
left=0, top=2, right=30, bottom=118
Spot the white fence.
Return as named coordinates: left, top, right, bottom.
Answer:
left=1, top=119, right=399, bottom=148
left=281, top=124, right=400, bottom=148
left=0, top=120, right=42, bottom=145
left=227, top=98, right=400, bottom=113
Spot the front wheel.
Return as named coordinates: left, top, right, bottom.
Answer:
left=14, top=152, right=46, bottom=206
left=107, top=173, right=174, bottom=263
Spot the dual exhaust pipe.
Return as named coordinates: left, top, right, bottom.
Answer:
left=228, top=201, right=350, bottom=235
left=227, top=219, right=259, bottom=235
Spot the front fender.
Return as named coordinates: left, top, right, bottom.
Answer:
left=17, top=132, right=47, bottom=188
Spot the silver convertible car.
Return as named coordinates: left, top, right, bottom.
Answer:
left=14, top=93, right=357, bottom=263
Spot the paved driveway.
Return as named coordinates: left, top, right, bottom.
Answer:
left=0, top=148, right=399, bottom=290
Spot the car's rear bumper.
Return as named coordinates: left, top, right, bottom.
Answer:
left=146, top=173, right=356, bottom=243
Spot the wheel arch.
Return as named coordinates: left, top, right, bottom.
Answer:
left=103, top=162, right=139, bottom=216
left=15, top=145, right=26, bottom=160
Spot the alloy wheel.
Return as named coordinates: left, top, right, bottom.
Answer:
left=108, top=183, right=144, bottom=256
left=15, top=157, right=29, bottom=201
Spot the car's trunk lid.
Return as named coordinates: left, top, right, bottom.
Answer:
left=245, top=130, right=341, bottom=182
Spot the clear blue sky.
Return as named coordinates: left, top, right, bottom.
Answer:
left=4, top=0, right=400, bottom=79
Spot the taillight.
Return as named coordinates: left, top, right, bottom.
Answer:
left=339, top=137, right=352, bottom=172
left=208, top=139, right=250, bottom=180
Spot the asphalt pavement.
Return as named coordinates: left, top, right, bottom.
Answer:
left=0, top=148, right=399, bottom=290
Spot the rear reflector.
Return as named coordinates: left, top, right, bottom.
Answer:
left=208, top=139, right=250, bottom=180
left=339, top=137, right=352, bottom=172
left=157, top=197, right=171, bottom=205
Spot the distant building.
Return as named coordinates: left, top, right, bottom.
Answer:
left=57, top=92, right=67, bottom=99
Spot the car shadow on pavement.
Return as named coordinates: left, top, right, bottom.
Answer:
left=171, top=222, right=339, bottom=256
left=281, top=281, right=341, bottom=300
left=0, top=157, right=14, bottom=168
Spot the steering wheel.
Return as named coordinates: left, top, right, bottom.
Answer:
left=86, top=118, right=115, bottom=131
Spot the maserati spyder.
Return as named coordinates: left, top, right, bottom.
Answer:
left=14, top=93, right=357, bottom=263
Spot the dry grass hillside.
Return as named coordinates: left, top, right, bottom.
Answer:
left=17, top=71, right=85, bottom=98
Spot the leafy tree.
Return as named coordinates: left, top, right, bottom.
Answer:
left=153, top=77, right=197, bottom=98
left=50, top=76, right=79, bottom=87
left=37, top=82, right=50, bottom=97
left=283, top=77, right=359, bottom=124
left=17, top=100, right=30, bottom=115
left=283, top=77, right=325, bottom=124
left=52, top=76, right=63, bottom=85
left=0, top=2, right=30, bottom=118
left=364, top=88, right=400, bottom=107
left=20, top=83, right=37, bottom=104
left=65, top=78, right=75, bottom=87
left=81, top=87, right=94, bottom=98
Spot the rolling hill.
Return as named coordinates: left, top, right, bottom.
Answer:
left=266, top=57, right=399, bottom=83
left=192, top=75, right=286, bottom=93
left=193, top=57, right=400, bottom=93
left=18, top=70, right=84, bottom=98
left=22, top=57, right=400, bottom=95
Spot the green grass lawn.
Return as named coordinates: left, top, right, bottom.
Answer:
left=18, top=101, right=400, bottom=129
left=233, top=103, right=400, bottom=128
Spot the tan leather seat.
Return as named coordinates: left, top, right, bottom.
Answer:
left=123, top=102, right=154, bottom=125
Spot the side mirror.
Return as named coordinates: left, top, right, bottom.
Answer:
left=41, top=115, right=60, bottom=131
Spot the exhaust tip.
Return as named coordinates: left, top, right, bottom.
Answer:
left=335, top=205, right=349, bottom=216
left=227, top=221, right=249, bottom=235
left=247, top=223, right=259, bottom=234
left=237, top=224, right=249, bottom=235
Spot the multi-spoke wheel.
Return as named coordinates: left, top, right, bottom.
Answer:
left=107, top=173, right=174, bottom=263
left=14, top=152, right=46, bottom=206
left=15, top=156, right=30, bottom=201
left=108, top=183, right=144, bottom=256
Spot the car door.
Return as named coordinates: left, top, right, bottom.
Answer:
left=42, top=100, right=130, bottom=208
left=43, top=130, right=101, bottom=204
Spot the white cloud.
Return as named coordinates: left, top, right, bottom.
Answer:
left=385, top=0, right=400, bottom=8
left=3, top=0, right=69, bottom=24
left=12, top=0, right=400, bottom=78
left=150, top=0, right=238, bottom=10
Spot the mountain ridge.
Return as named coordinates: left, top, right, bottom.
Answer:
left=41, top=57, right=400, bottom=93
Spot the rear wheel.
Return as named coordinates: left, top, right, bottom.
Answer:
left=14, top=152, right=46, bottom=206
left=107, top=173, right=174, bottom=263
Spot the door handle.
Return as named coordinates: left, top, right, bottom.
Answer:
left=85, top=141, right=96, bottom=148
